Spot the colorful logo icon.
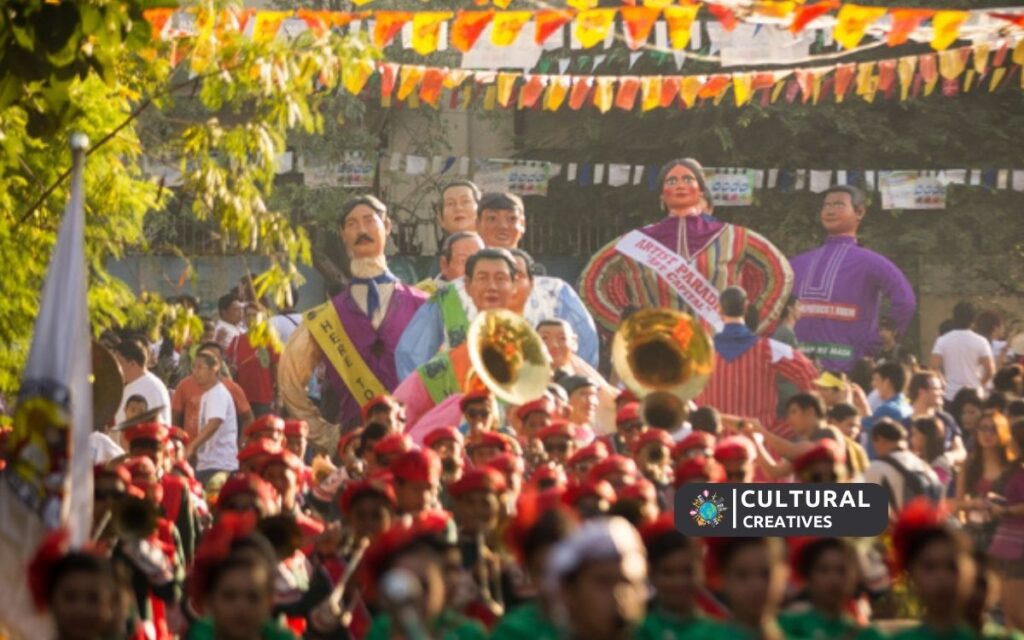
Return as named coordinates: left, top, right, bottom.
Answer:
left=690, top=489, right=727, bottom=527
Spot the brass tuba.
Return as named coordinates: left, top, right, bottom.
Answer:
left=611, top=308, right=714, bottom=430
left=111, top=493, right=159, bottom=540
left=467, top=309, right=552, bottom=406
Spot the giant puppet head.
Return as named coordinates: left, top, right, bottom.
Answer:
left=339, top=195, right=392, bottom=269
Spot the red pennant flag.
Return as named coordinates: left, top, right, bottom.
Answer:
left=419, top=68, right=447, bottom=107
left=520, top=75, right=547, bottom=108
left=373, top=11, right=413, bottom=48
left=790, top=0, right=839, bottom=34
left=535, top=9, right=574, bottom=45
left=833, top=63, right=855, bottom=100
left=621, top=6, right=661, bottom=51
left=451, top=11, right=494, bottom=53
left=380, top=63, right=399, bottom=100
left=698, top=74, right=731, bottom=99
left=707, top=4, right=739, bottom=32
left=877, top=60, right=897, bottom=93
left=752, top=72, right=775, bottom=91
left=569, top=77, right=594, bottom=110
left=660, top=76, right=681, bottom=107
left=615, top=76, right=641, bottom=110
left=143, top=8, right=175, bottom=37
left=991, top=13, right=1024, bottom=28
left=886, top=9, right=934, bottom=46
left=919, top=53, right=938, bottom=83
left=795, top=69, right=815, bottom=103
left=993, top=42, right=1010, bottom=67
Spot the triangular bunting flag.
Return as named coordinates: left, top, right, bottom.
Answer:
left=575, top=9, right=617, bottom=49
left=419, top=67, right=447, bottom=107
left=833, top=63, right=855, bottom=102
left=707, top=4, right=739, bottom=32
left=789, top=0, right=839, bottom=34
left=660, top=76, right=681, bottom=107
left=519, top=75, right=547, bottom=108
left=444, top=69, right=472, bottom=89
left=681, top=75, right=703, bottom=107
left=535, top=10, right=574, bottom=45
left=569, top=76, right=594, bottom=110
left=492, top=11, right=532, bottom=46
left=897, top=56, right=917, bottom=100
left=973, top=43, right=991, bottom=75
left=615, top=76, right=641, bottom=110
left=411, top=12, right=453, bottom=56
left=733, top=73, right=753, bottom=106
left=621, top=6, right=661, bottom=51
left=698, top=74, right=730, bottom=99
left=374, top=11, right=413, bottom=48
left=796, top=68, right=815, bottom=103
left=664, top=5, right=700, bottom=50
left=545, top=76, right=570, bottom=111
left=594, top=76, right=615, bottom=113
left=919, top=53, right=938, bottom=95
left=641, top=75, right=662, bottom=111
left=931, top=10, right=969, bottom=51
left=938, top=47, right=969, bottom=81
left=380, top=63, right=398, bottom=103
left=397, top=65, right=426, bottom=102
left=343, top=58, right=376, bottom=95
left=886, top=9, right=933, bottom=46
left=450, top=11, right=494, bottom=53
left=567, top=0, right=599, bottom=9
left=497, top=71, right=519, bottom=106
left=833, top=4, right=886, bottom=50
left=252, top=10, right=290, bottom=42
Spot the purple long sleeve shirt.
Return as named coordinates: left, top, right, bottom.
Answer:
left=790, top=236, right=916, bottom=372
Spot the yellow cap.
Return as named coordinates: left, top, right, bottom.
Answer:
left=814, top=371, right=845, bottom=390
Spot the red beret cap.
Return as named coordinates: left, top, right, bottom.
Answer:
left=449, top=467, right=507, bottom=498
left=567, top=441, right=609, bottom=467
left=616, top=402, right=642, bottom=425
left=339, top=477, right=397, bottom=515
left=424, top=426, right=464, bottom=449
left=284, top=419, right=309, bottom=438
left=243, top=414, right=284, bottom=440
left=631, top=428, right=675, bottom=457
left=713, top=436, right=755, bottom=463
left=587, top=455, right=638, bottom=483
left=537, top=420, right=574, bottom=442
left=123, top=422, right=169, bottom=444
left=390, top=448, right=442, bottom=485
left=373, top=433, right=413, bottom=458
left=515, top=398, right=552, bottom=421
left=792, top=439, right=845, bottom=474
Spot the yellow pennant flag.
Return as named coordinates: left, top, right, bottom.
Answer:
left=545, top=76, right=570, bottom=111
left=444, top=69, right=472, bottom=90
left=642, top=0, right=673, bottom=8
left=972, top=43, right=991, bottom=75
left=594, top=77, right=615, bottom=113
left=664, top=5, right=700, bottom=50
left=397, top=65, right=425, bottom=102
left=493, top=0, right=513, bottom=9
left=989, top=67, right=1006, bottom=92
left=343, top=58, right=376, bottom=95
left=351, top=0, right=374, bottom=6
left=939, top=48, right=968, bottom=81
left=680, top=75, right=703, bottom=108
left=252, top=10, right=290, bottom=42
left=732, top=73, right=754, bottom=106
left=483, top=85, right=498, bottom=110
left=811, top=68, right=829, bottom=105
left=492, top=11, right=532, bottom=47
left=855, top=61, right=875, bottom=96
left=576, top=9, right=617, bottom=49
left=963, top=69, right=975, bottom=92
left=833, top=4, right=886, bottom=50
left=897, top=56, right=917, bottom=101
left=931, top=10, right=968, bottom=51
left=567, top=0, right=598, bottom=9
left=497, top=71, right=519, bottom=107
left=411, top=12, right=453, bottom=56
left=1014, top=39, right=1024, bottom=66
left=641, top=76, right=663, bottom=112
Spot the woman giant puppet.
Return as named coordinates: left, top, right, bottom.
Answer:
left=579, top=158, right=792, bottom=335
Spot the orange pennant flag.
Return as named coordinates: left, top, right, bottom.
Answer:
left=919, top=53, right=938, bottom=95
left=535, top=9, right=574, bottom=45
left=374, top=11, right=413, bottom=48
left=497, top=71, right=519, bottom=106
left=897, top=56, right=917, bottom=100
left=931, top=10, right=969, bottom=51
left=252, top=10, right=290, bottom=42
left=680, top=75, right=703, bottom=107
left=143, top=8, right=175, bottom=38
left=419, top=67, right=447, bottom=107
left=397, top=65, right=426, bottom=102
left=451, top=11, right=494, bottom=53
left=660, top=76, right=681, bottom=107
left=621, top=6, right=661, bottom=51
left=732, top=73, right=753, bottom=106
left=569, top=77, right=594, bottom=110
left=698, top=75, right=730, bottom=100
left=886, top=9, right=933, bottom=46
left=754, top=1, right=796, bottom=20
left=545, top=76, right=571, bottom=111
left=411, top=12, right=453, bottom=56
left=789, top=0, right=838, bottom=34
left=938, top=47, right=969, bottom=80
left=575, top=8, right=617, bottom=49
left=594, top=77, right=615, bottom=113
left=991, top=13, right=1024, bottom=28
left=492, top=11, right=532, bottom=46
left=833, top=4, right=886, bottom=50
left=833, top=63, right=855, bottom=102
left=615, top=76, right=641, bottom=110
left=567, top=0, right=598, bottom=9
left=707, top=4, right=739, bottom=32
left=664, top=5, right=700, bottom=50
left=297, top=10, right=345, bottom=38
left=641, top=76, right=663, bottom=111
left=343, top=58, right=376, bottom=95
left=752, top=71, right=775, bottom=91
left=519, top=75, right=547, bottom=108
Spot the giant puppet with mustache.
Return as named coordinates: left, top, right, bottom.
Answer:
left=278, top=196, right=428, bottom=453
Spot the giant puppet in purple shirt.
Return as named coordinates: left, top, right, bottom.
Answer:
left=789, top=186, right=916, bottom=372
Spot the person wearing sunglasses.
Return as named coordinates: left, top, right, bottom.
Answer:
left=538, top=421, right=577, bottom=466
left=599, top=402, right=647, bottom=456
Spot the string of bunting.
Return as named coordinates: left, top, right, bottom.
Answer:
left=331, top=38, right=1022, bottom=113
left=142, top=3, right=1024, bottom=57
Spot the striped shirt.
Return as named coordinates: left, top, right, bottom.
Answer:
left=696, top=335, right=818, bottom=438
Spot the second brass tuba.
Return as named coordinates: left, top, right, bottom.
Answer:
left=467, top=309, right=552, bottom=406
left=611, top=308, right=714, bottom=430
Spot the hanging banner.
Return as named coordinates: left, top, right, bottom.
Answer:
left=878, top=171, right=947, bottom=209
left=337, top=152, right=378, bottom=188
left=704, top=168, right=756, bottom=206
left=473, top=160, right=555, bottom=196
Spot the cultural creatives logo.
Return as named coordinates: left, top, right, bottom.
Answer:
left=689, top=489, right=727, bottom=528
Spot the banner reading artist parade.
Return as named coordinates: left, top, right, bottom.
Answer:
left=675, top=483, right=889, bottom=537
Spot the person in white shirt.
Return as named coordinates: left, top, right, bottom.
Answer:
left=213, top=292, right=245, bottom=348
left=186, top=351, right=239, bottom=485
left=930, top=301, right=995, bottom=403
left=112, top=339, right=171, bottom=427
left=270, top=287, right=302, bottom=345
left=864, top=417, right=941, bottom=516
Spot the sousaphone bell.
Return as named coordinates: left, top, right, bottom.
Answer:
left=467, top=309, right=552, bottom=406
left=611, top=308, right=713, bottom=430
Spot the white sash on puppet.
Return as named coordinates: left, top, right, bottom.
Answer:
left=614, top=230, right=725, bottom=333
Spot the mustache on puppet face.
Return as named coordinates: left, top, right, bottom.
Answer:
left=355, top=234, right=375, bottom=245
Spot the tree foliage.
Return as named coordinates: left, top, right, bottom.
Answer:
left=0, top=0, right=376, bottom=393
